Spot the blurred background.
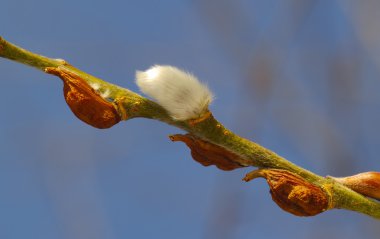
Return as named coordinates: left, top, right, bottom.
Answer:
left=1, top=0, right=380, bottom=238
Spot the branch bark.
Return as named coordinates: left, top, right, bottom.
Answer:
left=1, top=36, right=379, bottom=219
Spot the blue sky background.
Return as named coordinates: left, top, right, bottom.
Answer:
left=1, top=0, right=380, bottom=238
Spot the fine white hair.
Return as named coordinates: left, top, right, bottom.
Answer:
left=136, top=65, right=213, bottom=120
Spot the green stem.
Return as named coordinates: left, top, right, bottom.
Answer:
left=1, top=36, right=379, bottom=219
left=0, top=37, right=62, bottom=70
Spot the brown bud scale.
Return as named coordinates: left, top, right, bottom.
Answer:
left=244, top=169, right=330, bottom=216
left=331, top=172, right=380, bottom=200
left=45, top=66, right=120, bottom=129
left=169, top=134, right=248, bottom=171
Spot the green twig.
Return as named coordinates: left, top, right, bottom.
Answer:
left=1, top=36, right=379, bottom=219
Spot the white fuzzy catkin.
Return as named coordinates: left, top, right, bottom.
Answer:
left=136, top=65, right=213, bottom=120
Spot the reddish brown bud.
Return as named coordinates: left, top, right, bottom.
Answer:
left=331, top=172, right=380, bottom=200
left=169, top=134, right=250, bottom=171
left=45, top=66, right=121, bottom=129
left=244, top=169, right=330, bottom=216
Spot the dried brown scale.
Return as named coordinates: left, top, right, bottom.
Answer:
left=331, top=172, right=380, bottom=200
left=169, top=134, right=246, bottom=171
left=188, top=111, right=212, bottom=126
left=45, top=66, right=121, bottom=129
left=244, top=169, right=330, bottom=216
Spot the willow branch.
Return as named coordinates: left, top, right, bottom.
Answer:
left=1, top=36, right=379, bottom=219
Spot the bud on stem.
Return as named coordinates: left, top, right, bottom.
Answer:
left=45, top=66, right=121, bottom=129
left=170, top=133, right=250, bottom=170
left=136, top=65, right=213, bottom=121
left=244, top=169, right=331, bottom=216
left=330, top=172, right=380, bottom=201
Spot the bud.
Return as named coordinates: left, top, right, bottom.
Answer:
left=45, top=66, right=121, bottom=129
left=136, top=65, right=213, bottom=121
left=169, top=134, right=250, bottom=171
left=244, top=169, right=330, bottom=216
left=330, top=172, right=380, bottom=200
